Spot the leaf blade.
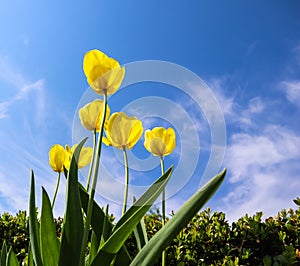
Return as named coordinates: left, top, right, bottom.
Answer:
left=58, top=138, right=87, bottom=266
left=130, top=168, right=226, bottom=266
left=40, top=187, right=60, bottom=266
left=91, top=166, right=173, bottom=265
left=6, top=247, right=18, bottom=266
left=29, top=170, right=43, bottom=266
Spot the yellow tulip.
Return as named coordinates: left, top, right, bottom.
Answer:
left=49, top=144, right=69, bottom=172
left=144, top=127, right=176, bottom=157
left=83, top=49, right=125, bottom=95
left=79, top=100, right=111, bottom=131
left=65, top=144, right=93, bottom=169
left=103, top=112, right=143, bottom=149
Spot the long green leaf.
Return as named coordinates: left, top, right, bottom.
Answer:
left=91, top=166, right=173, bottom=265
left=1, top=240, right=7, bottom=266
left=79, top=184, right=132, bottom=264
left=40, top=187, right=60, bottom=266
left=133, top=197, right=148, bottom=251
left=79, top=184, right=108, bottom=237
left=29, top=170, right=43, bottom=266
left=58, top=138, right=87, bottom=266
left=27, top=244, right=34, bottom=266
left=130, top=168, right=226, bottom=266
left=6, top=248, right=18, bottom=266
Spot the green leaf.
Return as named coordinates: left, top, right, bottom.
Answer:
left=1, top=240, right=7, bottom=266
left=293, top=197, right=300, bottom=206
left=78, top=181, right=132, bottom=265
left=130, top=168, right=226, bottom=266
left=133, top=197, right=148, bottom=251
left=91, top=166, right=173, bottom=265
left=29, top=170, right=43, bottom=266
left=114, top=246, right=132, bottom=266
left=6, top=248, right=18, bottom=266
left=58, top=138, right=87, bottom=266
left=27, top=244, right=34, bottom=266
left=40, top=187, right=60, bottom=266
left=79, top=183, right=111, bottom=240
left=88, top=231, right=100, bottom=265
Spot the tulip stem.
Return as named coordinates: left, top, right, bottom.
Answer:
left=86, top=129, right=97, bottom=191
left=51, top=172, right=61, bottom=209
left=160, top=156, right=166, bottom=266
left=80, top=90, right=108, bottom=265
left=122, top=146, right=129, bottom=215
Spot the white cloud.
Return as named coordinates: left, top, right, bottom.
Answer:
left=0, top=101, right=10, bottom=119
left=221, top=125, right=300, bottom=221
left=281, top=80, right=300, bottom=107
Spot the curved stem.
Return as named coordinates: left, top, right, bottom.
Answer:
left=80, top=90, right=108, bottom=264
left=122, top=146, right=129, bottom=215
left=51, top=172, right=61, bottom=209
left=86, top=129, right=97, bottom=191
left=160, top=156, right=166, bottom=266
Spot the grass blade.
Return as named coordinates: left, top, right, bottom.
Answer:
left=58, top=138, right=87, bottom=266
left=130, top=168, right=226, bottom=266
left=40, top=187, right=60, bottom=266
left=29, top=170, right=43, bottom=266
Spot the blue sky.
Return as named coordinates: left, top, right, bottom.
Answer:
left=0, top=1, right=300, bottom=221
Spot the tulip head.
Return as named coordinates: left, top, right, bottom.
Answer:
left=103, top=112, right=143, bottom=150
left=49, top=144, right=69, bottom=172
left=83, top=49, right=125, bottom=95
left=65, top=144, right=93, bottom=169
left=144, top=127, right=176, bottom=157
left=79, top=99, right=110, bottom=131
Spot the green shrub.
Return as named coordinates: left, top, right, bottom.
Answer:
left=1, top=204, right=300, bottom=265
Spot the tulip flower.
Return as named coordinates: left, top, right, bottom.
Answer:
left=49, top=143, right=92, bottom=208
left=49, top=144, right=69, bottom=172
left=65, top=144, right=93, bottom=169
left=103, top=112, right=143, bottom=150
left=103, top=112, right=143, bottom=215
left=144, top=127, right=176, bottom=157
left=79, top=100, right=111, bottom=132
left=144, top=126, right=176, bottom=266
left=83, top=49, right=125, bottom=95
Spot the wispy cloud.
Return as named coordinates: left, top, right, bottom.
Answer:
left=206, top=74, right=300, bottom=221
left=281, top=80, right=300, bottom=107
left=0, top=101, right=10, bottom=119
left=0, top=57, right=55, bottom=214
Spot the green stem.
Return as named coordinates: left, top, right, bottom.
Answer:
left=51, top=172, right=61, bottom=209
left=122, top=146, right=129, bottom=215
left=86, top=129, right=97, bottom=191
left=80, top=90, right=108, bottom=264
left=160, top=156, right=166, bottom=266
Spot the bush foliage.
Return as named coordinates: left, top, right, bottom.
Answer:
left=1, top=205, right=300, bottom=265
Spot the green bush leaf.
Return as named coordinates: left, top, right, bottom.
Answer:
left=91, top=166, right=173, bottom=265
left=130, top=168, right=226, bottom=266
left=6, top=247, right=18, bottom=266
left=58, top=138, right=87, bottom=266
left=40, top=187, right=60, bottom=266
left=29, top=170, right=43, bottom=266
